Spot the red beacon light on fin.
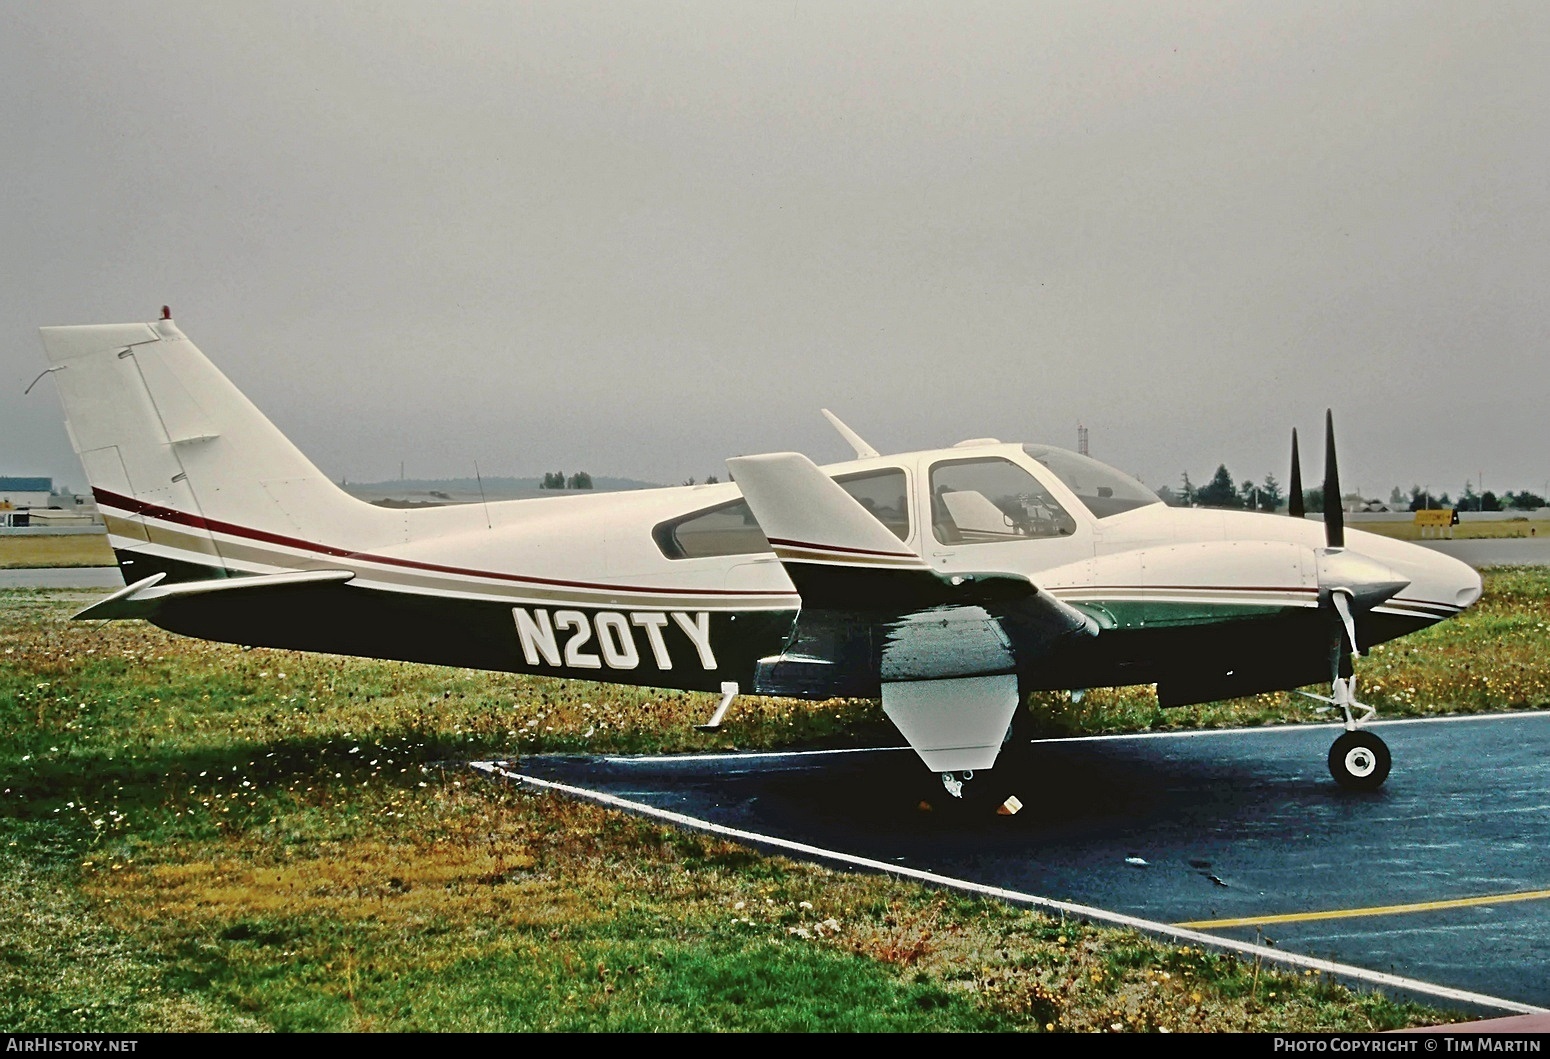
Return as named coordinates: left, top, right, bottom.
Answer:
left=160, top=306, right=172, bottom=320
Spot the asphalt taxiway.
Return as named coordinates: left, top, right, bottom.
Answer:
left=483, top=711, right=1550, bottom=1016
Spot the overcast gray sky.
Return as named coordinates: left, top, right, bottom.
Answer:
left=3, top=1, right=1546, bottom=501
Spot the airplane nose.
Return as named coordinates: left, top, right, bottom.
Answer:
left=1344, top=530, right=1483, bottom=621
left=1440, top=550, right=1483, bottom=610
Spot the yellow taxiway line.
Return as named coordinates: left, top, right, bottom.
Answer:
left=1175, top=888, right=1550, bottom=930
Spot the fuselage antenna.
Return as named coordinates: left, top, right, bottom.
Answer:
left=474, top=460, right=492, bottom=529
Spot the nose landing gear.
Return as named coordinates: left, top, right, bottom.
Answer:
left=1328, top=729, right=1391, bottom=790
left=1301, top=674, right=1392, bottom=790
left=1289, top=413, right=1403, bottom=792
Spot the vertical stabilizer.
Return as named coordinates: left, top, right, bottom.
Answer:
left=38, top=317, right=382, bottom=581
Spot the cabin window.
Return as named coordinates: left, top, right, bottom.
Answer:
left=833, top=468, right=911, bottom=542
left=929, top=457, right=1075, bottom=544
left=654, top=498, right=768, bottom=559
left=655, top=467, right=912, bottom=559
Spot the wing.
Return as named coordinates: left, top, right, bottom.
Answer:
left=726, top=452, right=1095, bottom=772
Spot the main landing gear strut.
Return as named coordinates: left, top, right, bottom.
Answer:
left=934, top=706, right=1040, bottom=814
left=939, top=771, right=971, bottom=800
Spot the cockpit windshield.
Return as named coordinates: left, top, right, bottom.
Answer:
left=1022, top=445, right=1162, bottom=519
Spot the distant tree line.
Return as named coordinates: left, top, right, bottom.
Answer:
left=1163, top=465, right=1287, bottom=512
left=536, top=471, right=735, bottom=490
left=538, top=472, right=593, bottom=490
left=1165, top=465, right=1546, bottom=513
left=1422, top=485, right=1547, bottom=512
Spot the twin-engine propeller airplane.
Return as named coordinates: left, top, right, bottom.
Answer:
left=36, top=313, right=1482, bottom=807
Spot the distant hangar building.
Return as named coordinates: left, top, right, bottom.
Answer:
left=0, top=477, right=99, bottom=527
left=0, top=477, right=53, bottom=511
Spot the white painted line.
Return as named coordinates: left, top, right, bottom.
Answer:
left=470, top=761, right=1549, bottom=1017
left=1031, top=708, right=1550, bottom=745
left=609, top=745, right=911, bottom=765
left=601, top=709, right=1550, bottom=765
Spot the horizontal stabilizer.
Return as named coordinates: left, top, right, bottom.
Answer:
left=74, top=568, right=355, bottom=620
left=728, top=451, right=938, bottom=606
left=727, top=452, right=925, bottom=569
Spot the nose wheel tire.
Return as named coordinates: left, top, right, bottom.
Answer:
left=1328, top=730, right=1391, bottom=791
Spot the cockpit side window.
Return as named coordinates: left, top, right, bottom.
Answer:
left=655, top=466, right=912, bottom=559
left=1021, top=445, right=1162, bottom=519
left=929, top=457, right=1076, bottom=544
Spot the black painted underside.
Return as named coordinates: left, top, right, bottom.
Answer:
left=109, top=549, right=1431, bottom=706
left=115, top=549, right=797, bottom=695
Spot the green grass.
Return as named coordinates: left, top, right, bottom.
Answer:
left=6, top=572, right=1547, bottom=1032
left=0, top=533, right=114, bottom=568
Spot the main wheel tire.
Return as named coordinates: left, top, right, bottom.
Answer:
left=1328, top=730, right=1391, bottom=791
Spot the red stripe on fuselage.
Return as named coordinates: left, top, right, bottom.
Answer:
left=765, top=536, right=919, bottom=559
left=94, top=488, right=797, bottom=599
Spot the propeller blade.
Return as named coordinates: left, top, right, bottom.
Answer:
left=1288, top=428, right=1304, bottom=519
left=1323, top=409, right=1344, bottom=549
